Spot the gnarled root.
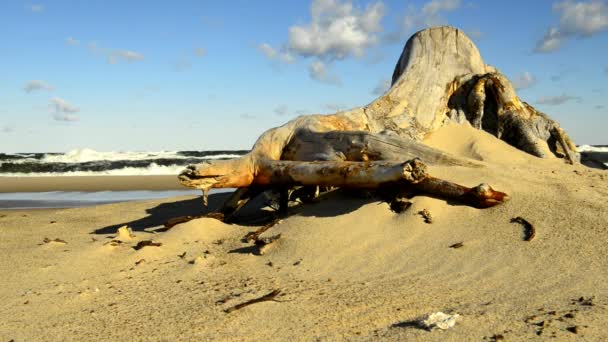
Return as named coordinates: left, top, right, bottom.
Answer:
left=453, top=72, right=580, bottom=163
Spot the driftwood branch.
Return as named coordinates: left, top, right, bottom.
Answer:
left=181, top=159, right=508, bottom=209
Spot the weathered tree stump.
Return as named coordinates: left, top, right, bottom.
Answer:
left=179, top=26, right=578, bottom=218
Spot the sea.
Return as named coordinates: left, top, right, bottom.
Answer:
left=0, top=146, right=605, bottom=209
left=0, top=148, right=248, bottom=209
left=0, top=148, right=248, bottom=177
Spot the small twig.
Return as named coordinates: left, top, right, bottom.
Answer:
left=133, top=240, right=162, bottom=250
left=449, top=242, right=464, bottom=249
left=223, top=289, right=282, bottom=313
left=511, top=217, right=535, bottom=241
left=243, top=219, right=282, bottom=243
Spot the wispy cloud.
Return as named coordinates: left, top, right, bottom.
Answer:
left=65, top=37, right=80, bottom=46
left=385, top=0, right=461, bottom=43
left=512, top=72, right=537, bottom=90
left=537, top=94, right=580, bottom=105
left=106, top=51, right=144, bottom=64
left=1, top=125, right=14, bottom=133
left=287, top=0, right=385, bottom=60
left=274, top=105, right=289, bottom=116
left=257, top=43, right=295, bottom=64
left=308, top=60, right=341, bottom=85
left=87, top=42, right=145, bottom=65
left=464, top=28, right=484, bottom=41
left=24, top=80, right=54, bottom=93
left=371, top=78, right=391, bottom=95
left=50, top=97, right=79, bottom=121
left=240, top=113, right=256, bottom=120
left=323, top=103, right=347, bottom=112
left=27, top=4, right=43, bottom=12
left=172, top=58, right=192, bottom=72
left=194, top=47, right=207, bottom=57
left=535, top=0, right=608, bottom=53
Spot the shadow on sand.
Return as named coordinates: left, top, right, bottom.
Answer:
left=92, top=189, right=381, bottom=235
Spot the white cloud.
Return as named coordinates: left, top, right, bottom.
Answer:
left=113, top=50, right=144, bottom=62
left=537, top=94, right=580, bottom=105
left=465, top=28, right=484, bottom=41
left=24, top=80, right=54, bottom=93
left=257, top=43, right=295, bottom=64
left=50, top=98, right=79, bottom=121
left=274, top=105, right=289, bottom=116
left=1, top=125, right=14, bottom=133
left=87, top=42, right=144, bottom=64
left=371, top=78, right=391, bottom=95
left=324, top=103, right=347, bottom=112
left=287, top=0, right=385, bottom=60
left=240, top=113, right=256, bottom=120
left=66, top=37, right=80, bottom=45
left=535, top=27, right=564, bottom=52
left=512, top=72, right=537, bottom=90
left=308, top=60, right=341, bottom=85
left=27, top=4, right=43, bottom=12
left=536, top=0, right=608, bottom=53
left=195, top=47, right=206, bottom=57
left=386, top=0, right=460, bottom=42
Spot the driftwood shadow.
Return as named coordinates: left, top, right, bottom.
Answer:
left=92, top=192, right=233, bottom=234
left=290, top=190, right=378, bottom=218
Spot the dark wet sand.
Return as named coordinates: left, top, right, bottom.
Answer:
left=0, top=175, right=184, bottom=192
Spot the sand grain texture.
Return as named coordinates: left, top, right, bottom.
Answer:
left=1, top=125, right=607, bottom=341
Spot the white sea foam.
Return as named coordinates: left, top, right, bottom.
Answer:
left=0, top=163, right=185, bottom=177
left=578, top=145, right=608, bottom=152
left=37, top=148, right=242, bottom=163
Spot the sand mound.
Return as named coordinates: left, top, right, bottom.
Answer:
left=424, top=122, right=535, bottom=164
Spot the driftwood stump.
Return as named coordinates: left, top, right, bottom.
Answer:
left=179, top=26, right=578, bottom=218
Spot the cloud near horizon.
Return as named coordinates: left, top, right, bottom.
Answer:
left=50, top=97, right=80, bottom=122
left=24, top=80, right=55, bottom=93
left=274, top=105, right=289, bottom=116
left=512, top=72, right=537, bottom=90
left=1, top=125, right=14, bottom=133
left=535, top=0, right=608, bottom=53
left=371, top=78, right=391, bottom=95
left=536, top=94, right=580, bottom=105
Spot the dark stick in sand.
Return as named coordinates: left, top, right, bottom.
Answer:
left=511, top=217, right=536, bottom=241
left=224, top=289, right=282, bottom=313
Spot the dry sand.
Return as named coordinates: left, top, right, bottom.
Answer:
left=1, top=123, right=607, bottom=341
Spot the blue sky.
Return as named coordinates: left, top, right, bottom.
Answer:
left=1, top=0, right=607, bottom=152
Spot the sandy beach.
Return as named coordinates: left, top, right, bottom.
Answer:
left=1, top=123, right=606, bottom=340
left=0, top=175, right=184, bottom=193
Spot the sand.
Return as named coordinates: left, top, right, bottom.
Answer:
left=1, top=123, right=607, bottom=341
left=0, top=175, right=183, bottom=192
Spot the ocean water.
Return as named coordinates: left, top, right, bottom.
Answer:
left=0, top=146, right=606, bottom=177
left=0, top=148, right=249, bottom=177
